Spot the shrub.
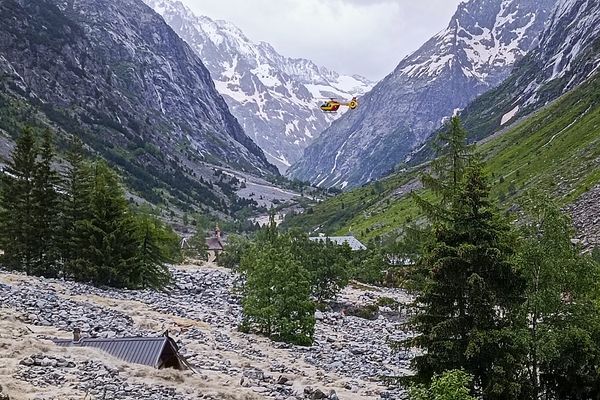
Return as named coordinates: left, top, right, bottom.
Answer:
left=346, top=303, right=379, bottom=320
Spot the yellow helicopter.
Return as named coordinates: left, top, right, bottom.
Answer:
left=320, top=97, right=359, bottom=113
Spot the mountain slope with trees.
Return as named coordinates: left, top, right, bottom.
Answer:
left=283, top=69, right=600, bottom=249
left=0, top=128, right=179, bottom=289
left=400, top=117, right=600, bottom=398
left=0, top=0, right=277, bottom=213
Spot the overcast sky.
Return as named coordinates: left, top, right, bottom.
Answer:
left=179, top=0, right=463, bottom=81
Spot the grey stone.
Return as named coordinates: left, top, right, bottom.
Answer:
left=311, top=389, right=328, bottom=399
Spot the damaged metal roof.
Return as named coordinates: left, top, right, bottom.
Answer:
left=53, top=336, right=187, bottom=369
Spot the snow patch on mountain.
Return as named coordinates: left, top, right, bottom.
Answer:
left=401, top=0, right=542, bottom=84
left=501, top=105, right=520, bottom=125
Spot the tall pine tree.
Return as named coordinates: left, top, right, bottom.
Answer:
left=414, top=116, right=473, bottom=222
left=131, top=216, right=173, bottom=289
left=408, top=162, right=526, bottom=399
left=70, top=162, right=138, bottom=287
left=60, top=137, right=89, bottom=270
left=0, top=127, right=38, bottom=274
left=31, top=129, right=62, bottom=276
left=405, top=118, right=526, bottom=398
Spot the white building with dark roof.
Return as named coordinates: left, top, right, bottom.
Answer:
left=308, top=235, right=367, bottom=251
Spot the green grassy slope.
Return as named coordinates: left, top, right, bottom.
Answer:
left=283, top=170, right=421, bottom=237
left=283, top=72, right=600, bottom=242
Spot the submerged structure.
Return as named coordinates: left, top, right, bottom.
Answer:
left=53, top=331, right=188, bottom=370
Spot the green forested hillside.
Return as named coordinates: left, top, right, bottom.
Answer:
left=0, top=0, right=276, bottom=216
left=283, top=72, right=600, bottom=242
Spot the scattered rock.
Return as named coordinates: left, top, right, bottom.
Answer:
left=567, top=183, right=600, bottom=251
left=311, top=388, right=327, bottom=399
left=1, top=265, right=412, bottom=399
left=0, top=384, right=10, bottom=400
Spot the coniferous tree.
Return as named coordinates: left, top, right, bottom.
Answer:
left=31, top=129, right=61, bottom=276
left=405, top=117, right=523, bottom=399
left=414, top=116, right=473, bottom=221
left=72, top=162, right=138, bottom=287
left=406, top=157, right=526, bottom=398
left=407, top=117, right=474, bottom=294
left=0, top=127, right=38, bottom=273
left=63, top=159, right=174, bottom=289
left=61, top=137, right=89, bottom=270
left=0, top=130, right=175, bottom=290
left=131, top=216, right=173, bottom=289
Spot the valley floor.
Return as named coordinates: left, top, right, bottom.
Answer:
left=0, top=263, right=413, bottom=400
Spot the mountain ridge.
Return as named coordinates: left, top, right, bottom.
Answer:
left=283, top=69, right=600, bottom=249
left=0, top=0, right=277, bottom=213
left=144, top=0, right=374, bottom=172
left=288, top=0, right=558, bottom=188
left=408, top=0, right=600, bottom=166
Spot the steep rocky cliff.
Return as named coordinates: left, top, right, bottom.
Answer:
left=0, top=0, right=277, bottom=211
left=289, top=0, right=557, bottom=188
left=442, top=0, right=600, bottom=144
left=145, top=0, right=374, bottom=172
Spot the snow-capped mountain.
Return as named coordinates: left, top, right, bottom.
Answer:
left=289, top=0, right=557, bottom=188
left=413, top=0, right=600, bottom=157
left=145, top=0, right=375, bottom=172
left=499, top=0, right=600, bottom=113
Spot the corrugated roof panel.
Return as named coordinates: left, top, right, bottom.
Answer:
left=52, top=337, right=169, bottom=368
left=153, top=338, right=167, bottom=368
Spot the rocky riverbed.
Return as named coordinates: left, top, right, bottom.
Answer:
left=0, top=264, right=414, bottom=399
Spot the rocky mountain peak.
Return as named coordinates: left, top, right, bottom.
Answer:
left=144, top=0, right=375, bottom=172
left=523, top=0, right=600, bottom=102
left=288, top=0, right=557, bottom=188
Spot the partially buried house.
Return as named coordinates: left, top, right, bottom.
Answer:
left=53, top=331, right=188, bottom=370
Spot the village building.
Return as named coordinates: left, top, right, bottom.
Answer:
left=308, top=235, right=367, bottom=251
left=205, top=225, right=225, bottom=262
left=53, top=330, right=188, bottom=370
